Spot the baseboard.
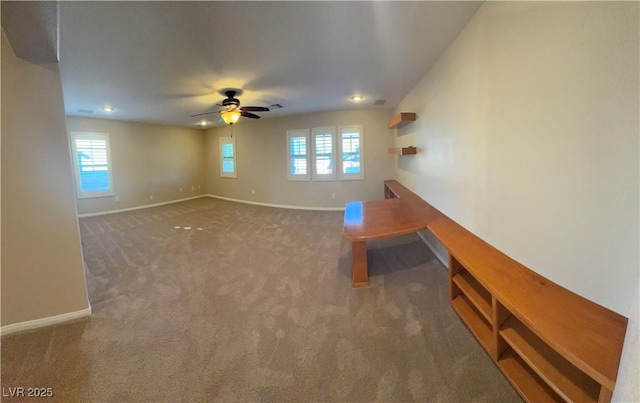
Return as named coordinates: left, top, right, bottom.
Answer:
left=416, top=230, right=449, bottom=268
left=77, top=195, right=208, bottom=218
left=1, top=305, right=92, bottom=336
left=207, top=194, right=345, bottom=211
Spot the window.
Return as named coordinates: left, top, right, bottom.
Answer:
left=311, top=127, right=336, bottom=180
left=220, top=136, right=237, bottom=178
left=339, top=125, right=364, bottom=180
left=286, top=125, right=364, bottom=181
left=71, top=132, right=114, bottom=199
left=287, top=129, right=310, bottom=181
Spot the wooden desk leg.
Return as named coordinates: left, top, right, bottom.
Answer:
left=351, top=240, right=369, bottom=287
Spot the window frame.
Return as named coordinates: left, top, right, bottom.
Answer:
left=338, top=125, right=364, bottom=181
left=70, top=131, right=114, bottom=199
left=311, top=127, right=337, bottom=181
left=219, top=136, right=237, bottom=178
left=286, top=129, right=310, bottom=181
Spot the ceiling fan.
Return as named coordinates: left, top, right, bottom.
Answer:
left=191, top=89, right=270, bottom=125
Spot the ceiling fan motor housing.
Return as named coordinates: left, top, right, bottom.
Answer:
left=222, top=91, right=240, bottom=107
left=191, top=89, right=268, bottom=120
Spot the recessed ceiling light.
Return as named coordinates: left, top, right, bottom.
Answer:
left=351, top=95, right=364, bottom=103
left=102, top=105, right=114, bottom=112
left=199, top=120, right=208, bottom=127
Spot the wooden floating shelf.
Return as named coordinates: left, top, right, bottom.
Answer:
left=388, top=147, right=417, bottom=155
left=388, top=112, right=416, bottom=129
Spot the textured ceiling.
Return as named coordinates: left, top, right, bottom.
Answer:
left=56, top=1, right=481, bottom=128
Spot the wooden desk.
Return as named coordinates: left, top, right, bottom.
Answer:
left=342, top=180, right=445, bottom=286
left=343, top=199, right=425, bottom=286
left=342, top=180, right=626, bottom=402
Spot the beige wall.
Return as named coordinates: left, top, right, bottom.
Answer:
left=204, top=109, right=395, bottom=208
left=392, top=1, right=639, bottom=316
left=1, top=30, right=90, bottom=326
left=3, top=99, right=390, bottom=324
left=66, top=117, right=206, bottom=216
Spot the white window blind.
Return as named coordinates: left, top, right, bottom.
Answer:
left=71, top=132, right=114, bottom=199
left=312, top=127, right=336, bottom=180
left=287, top=129, right=310, bottom=181
left=220, top=136, right=237, bottom=178
left=339, top=125, right=364, bottom=180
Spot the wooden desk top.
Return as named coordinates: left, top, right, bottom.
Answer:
left=428, top=216, right=627, bottom=390
left=342, top=180, right=444, bottom=241
left=343, top=181, right=446, bottom=241
left=343, top=199, right=425, bottom=241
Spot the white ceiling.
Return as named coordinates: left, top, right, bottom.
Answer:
left=57, top=1, right=482, bottom=128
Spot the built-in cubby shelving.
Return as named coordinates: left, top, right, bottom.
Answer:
left=498, top=349, right=563, bottom=402
left=452, top=269, right=491, bottom=323
left=499, top=316, right=601, bottom=402
left=451, top=294, right=493, bottom=351
left=448, top=251, right=610, bottom=402
left=427, top=218, right=628, bottom=403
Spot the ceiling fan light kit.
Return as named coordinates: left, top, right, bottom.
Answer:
left=221, top=110, right=241, bottom=125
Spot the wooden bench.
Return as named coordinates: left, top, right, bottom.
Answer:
left=342, top=180, right=627, bottom=402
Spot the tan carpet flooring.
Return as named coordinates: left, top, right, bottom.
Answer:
left=2, top=197, right=521, bottom=402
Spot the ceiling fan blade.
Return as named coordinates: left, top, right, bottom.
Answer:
left=240, top=106, right=270, bottom=112
left=191, top=110, right=219, bottom=117
left=241, top=111, right=261, bottom=119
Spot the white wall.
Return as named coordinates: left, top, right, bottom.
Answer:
left=392, top=2, right=639, bottom=316
left=1, top=29, right=90, bottom=327
left=66, top=117, right=206, bottom=216
left=204, top=109, right=395, bottom=208
left=612, top=284, right=640, bottom=402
